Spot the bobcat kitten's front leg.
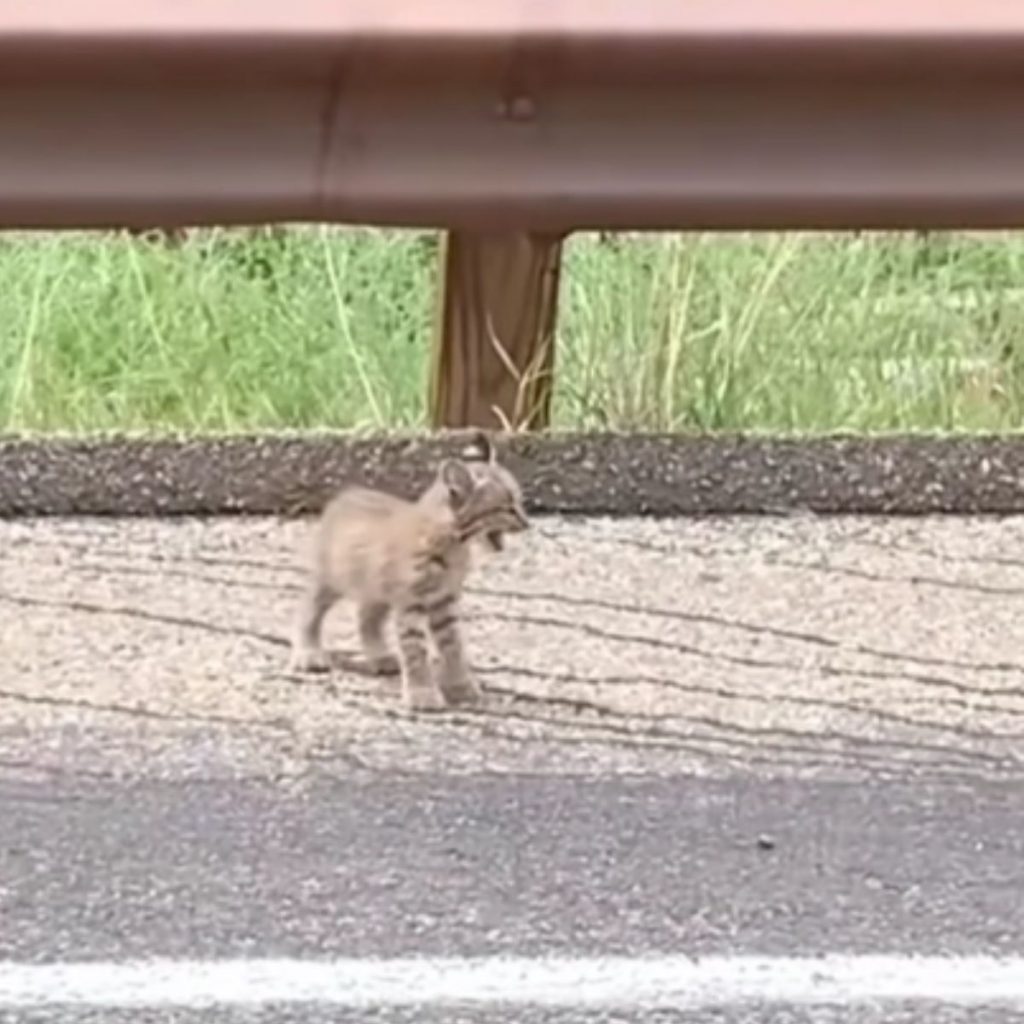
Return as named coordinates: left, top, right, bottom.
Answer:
left=287, top=581, right=338, bottom=672
left=429, top=595, right=481, bottom=705
left=357, top=601, right=400, bottom=675
left=395, top=609, right=446, bottom=712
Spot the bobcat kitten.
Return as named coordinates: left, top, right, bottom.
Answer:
left=287, top=432, right=528, bottom=711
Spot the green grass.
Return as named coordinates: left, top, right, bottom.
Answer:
left=3, top=226, right=1024, bottom=435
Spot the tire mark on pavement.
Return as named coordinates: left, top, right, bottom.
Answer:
left=472, top=585, right=1024, bottom=676
left=0, top=590, right=287, bottom=648
left=478, top=667, right=1024, bottom=741
left=0, top=688, right=290, bottom=734
left=476, top=610, right=1024, bottom=700
left=777, top=558, right=1024, bottom=598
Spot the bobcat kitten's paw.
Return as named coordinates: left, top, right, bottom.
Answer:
left=287, top=647, right=331, bottom=674
left=440, top=674, right=483, bottom=705
left=366, top=653, right=401, bottom=676
left=404, top=685, right=448, bottom=713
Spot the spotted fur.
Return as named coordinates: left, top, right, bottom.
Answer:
left=287, top=432, right=528, bottom=711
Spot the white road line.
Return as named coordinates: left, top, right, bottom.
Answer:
left=2, top=955, right=1024, bottom=1008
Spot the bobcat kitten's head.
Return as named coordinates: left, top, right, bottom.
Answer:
left=439, top=431, right=528, bottom=552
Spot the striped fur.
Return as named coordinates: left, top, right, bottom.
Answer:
left=287, top=433, right=528, bottom=711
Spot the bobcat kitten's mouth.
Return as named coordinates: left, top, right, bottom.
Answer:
left=485, top=530, right=504, bottom=552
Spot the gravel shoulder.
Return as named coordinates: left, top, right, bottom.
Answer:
left=2, top=513, right=1024, bottom=783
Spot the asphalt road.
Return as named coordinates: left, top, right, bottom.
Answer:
left=5, top=772, right=1022, bottom=962
left=3, top=513, right=1024, bottom=1021
left=2, top=772, right=1024, bottom=1021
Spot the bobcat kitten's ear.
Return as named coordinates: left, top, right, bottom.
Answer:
left=438, top=459, right=475, bottom=508
left=461, top=429, right=495, bottom=465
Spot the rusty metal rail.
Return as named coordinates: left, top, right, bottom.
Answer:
left=4, top=1, right=1024, bottom=231
left=4, top=2, right=1024, bottom=428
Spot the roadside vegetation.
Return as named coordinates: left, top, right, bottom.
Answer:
left=2, top=227, right=1023, bottom=434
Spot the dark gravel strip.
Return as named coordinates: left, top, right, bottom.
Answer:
left=3, top=432, right=1024, bottom=517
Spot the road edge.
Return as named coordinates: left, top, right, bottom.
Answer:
left=2, top=431, right=1024, bottom=517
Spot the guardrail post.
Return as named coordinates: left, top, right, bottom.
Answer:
left=429, top=230, right=563, bottom=430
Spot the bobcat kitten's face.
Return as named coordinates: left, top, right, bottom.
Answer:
left=448, top=430, right=528, bottom=552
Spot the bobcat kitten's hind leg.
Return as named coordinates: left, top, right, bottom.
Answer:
left=287, top=581, right=338, bottom=673
left=358, top=601, right=400, bottom=675
left=395, top=610, right=446, bottom=712
left=430, top=597, right=482, bottom=705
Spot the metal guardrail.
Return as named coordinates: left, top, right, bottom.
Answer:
left=3, top=1, right=1024, bottom=230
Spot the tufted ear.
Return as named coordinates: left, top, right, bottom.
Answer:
left=438, top=459, right=475, bottom=507
left=460, top=429, right=495, bottom=465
